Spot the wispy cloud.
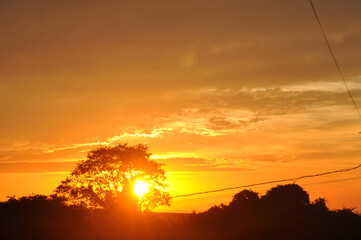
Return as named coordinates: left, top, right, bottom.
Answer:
left=1, top=82, right=360, bottom=168
left=157, top=157, right=253, bottom=172
left=0, top=161, right=76, bottom=173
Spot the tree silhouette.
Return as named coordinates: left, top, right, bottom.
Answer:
left=262, top=184, right=310, bottom=207
left=229, top=190, right=260, bottom=208
left=54, top=144, right=171, bottom=211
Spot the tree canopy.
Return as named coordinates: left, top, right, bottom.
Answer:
left=55, top=144, right=171, bottom=211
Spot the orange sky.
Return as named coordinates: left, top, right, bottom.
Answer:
left=1, top=0, right=361, bottom=212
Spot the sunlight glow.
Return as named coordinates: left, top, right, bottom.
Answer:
left=134, top=180, right=148, bottom=198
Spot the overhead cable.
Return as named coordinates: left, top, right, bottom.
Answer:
left=172, top=163, right=361, bottom=198
left=309, top=0, right=361, bottom=120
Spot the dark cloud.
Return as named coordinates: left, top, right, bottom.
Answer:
left=206, top=116, right=267, bottom=131
left=207, top=117, right=240, bottom=130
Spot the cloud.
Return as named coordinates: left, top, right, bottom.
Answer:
left=206, top=116, right=267, bottom=131
left=0, top=161, right=76, bottom=173
left=248, top=155, right=295, bottom=163
left=207, top=117, right=240, bottom=130
left=157, top=157, right=252, bottom=172
left=1, top=80, right=360, bottom=164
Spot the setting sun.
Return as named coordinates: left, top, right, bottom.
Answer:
left=134, top=180, right=148, bottom=198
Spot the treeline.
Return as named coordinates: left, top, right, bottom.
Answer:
left=183, top=184, right=361, bottom=240
left=1, top=184, right=360, bottom=240
left=0, top=195, right=92, bottom=240
left=0, top=194, right=173, bottom=240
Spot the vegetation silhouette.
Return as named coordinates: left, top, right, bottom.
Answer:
left=1, top=144, right=360, bottom=239
left=54, top=144, right=171, bottom=211
left=0, top=194, right=91, bottom=240
left=1, top=183, right=360, bottom=240
left=185, top=184, right=361, bottom=240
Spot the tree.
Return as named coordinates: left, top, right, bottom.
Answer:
left=262, top=184, right=310, bottom=207
left=54, top=144, right=171, bottom=211
left=229, top=190, right=260, bottom=207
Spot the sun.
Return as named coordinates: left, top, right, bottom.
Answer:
left=134, top=180, right=148, bottom=198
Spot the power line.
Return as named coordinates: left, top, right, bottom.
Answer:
left=171, top=163, right=361, bottom=198
left=172, top=193, right=235, bottom=205
left=308, top=0, right=361, bottom=120
left=303, top=175, right=361, bottom=186
left=172, top=175, right=361, bottom=204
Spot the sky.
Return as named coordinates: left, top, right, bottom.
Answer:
left=1, top=0, right=361, bottom=212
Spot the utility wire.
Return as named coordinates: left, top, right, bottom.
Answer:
left=172, top=175, right=361, bottom=204
left=172, top=193, right=234, bottom=205
left=172, top=163, right=361, bottom=198
left=303, top=175, right=361, bottom=186
left=308, top=0, right=361, bottom=120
